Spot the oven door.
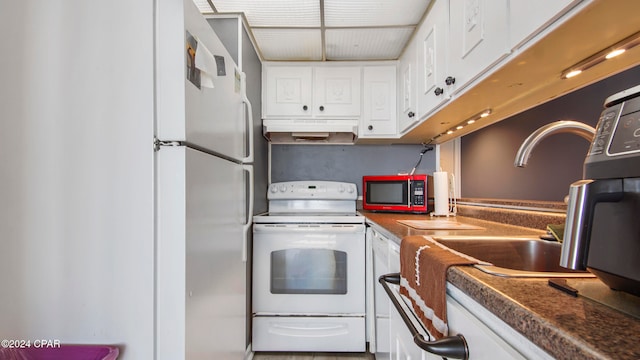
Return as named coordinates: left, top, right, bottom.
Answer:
left=253, top=223, right=366, bottom=315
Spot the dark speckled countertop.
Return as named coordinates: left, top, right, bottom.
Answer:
left=361, top=211, right=548, bottom=240
left=362, top=210, right=640, bottom=360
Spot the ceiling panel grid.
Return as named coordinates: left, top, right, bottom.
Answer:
left=193, top=0, right=433, bottom=61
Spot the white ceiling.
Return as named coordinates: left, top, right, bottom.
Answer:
left=192, top=0, right=432, bottom=61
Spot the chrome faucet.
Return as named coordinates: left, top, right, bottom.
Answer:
left=514, top=120, right=596, bottom=167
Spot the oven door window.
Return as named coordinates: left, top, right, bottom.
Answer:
left=271, top=248, right=347, bottom=294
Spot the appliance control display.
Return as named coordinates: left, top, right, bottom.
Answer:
left=412, top=181, right=425, bottom=206
left=589, top=110, right=618, bottom=156
left=608, top=109, right=640, bottom=155
left=268, top=181, right=357, bottom=200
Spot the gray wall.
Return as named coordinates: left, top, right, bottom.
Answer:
left=271, top=144, right=437, bottom=195
left=461, top=65, right=640, bottom=201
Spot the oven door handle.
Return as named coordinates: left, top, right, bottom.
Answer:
left=379, top=273, right=469, bottom=360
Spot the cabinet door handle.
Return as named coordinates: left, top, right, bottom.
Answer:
left=368, top=125, right=373, bottom=131
left=434, top=87, right=444, bottom=96
left=445, top=76, right=456, bottom=85
left=303, top=105, right=308, bottom=111
left=408, top=111, right=415, bottom=118
left=379, top=273, right=469, bottom=360
left=319, top=105, right=325, bottom=111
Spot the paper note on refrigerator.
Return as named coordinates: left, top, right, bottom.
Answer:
left=194, top=41, right=218, bottom=88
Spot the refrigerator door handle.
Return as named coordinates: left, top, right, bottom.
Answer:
left=242, top=164, right=254, bottom=262
left=239, top=71, right=254, bottom=164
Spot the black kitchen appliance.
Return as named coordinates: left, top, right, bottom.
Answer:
left=561, top=84, right=640, bottom=296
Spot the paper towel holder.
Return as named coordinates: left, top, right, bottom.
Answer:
left=431, top=171, right=457, bottom=217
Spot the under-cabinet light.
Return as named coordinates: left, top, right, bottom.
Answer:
left=605, top=48, right=626, bottom=59
left=428, top=109, right=492, bottom=143
left=564, top=70, right=582, bottom=79
left=561, top=30, right=640, bottom=79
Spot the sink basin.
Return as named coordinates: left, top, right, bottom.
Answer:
left=432, top=236, right=595, bottom=278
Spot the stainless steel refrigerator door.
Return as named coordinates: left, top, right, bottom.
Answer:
left=156, top=145, right=252, bottom=360
left=156, top=0, right=253, bottom=163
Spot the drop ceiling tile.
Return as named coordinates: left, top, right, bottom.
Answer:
left=324, top=0, right=431, bottom=27
left=252, top=29, right=323, bottom=61
left=212, top=0, right=321, bottom=27
left=326, top=28, right=414, bottom=60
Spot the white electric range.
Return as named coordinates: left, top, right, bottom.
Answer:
left=252, top=180, right=367, bottom=352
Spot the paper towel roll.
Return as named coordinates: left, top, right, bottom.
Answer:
left=433, top=171, right=449, bottom=216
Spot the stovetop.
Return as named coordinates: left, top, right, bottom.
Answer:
left=255, top=181, right=364, bottom=224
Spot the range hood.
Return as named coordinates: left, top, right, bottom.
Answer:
left=263, top=119, right=359, bottom=144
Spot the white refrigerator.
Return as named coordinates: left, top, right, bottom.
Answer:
left=0, top=0, right=253, bottom=359
left=157, top=0, right=255, bottom=359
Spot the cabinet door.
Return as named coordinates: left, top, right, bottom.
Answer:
left=445, top=295, right=527, bottom=359
left=314, top=67, right=361, bottom=117
left=509, top=0, right=576, bottom=50
left=416, top=0, right=451, bottom=122
left=361, top=66, right=397, bottom=137
left=388, top=240, right=422, bottom=360
left=393, top=322, right=422, bottom=360
left=264, top=66, right=313, bottom=117
left=371, top=228, right=392, bottom=360
left=398, top=38, right=418, bottom=133
left=448, top=0, right=509, bottom=94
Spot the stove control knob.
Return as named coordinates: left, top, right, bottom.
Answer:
left=279, top=184, right=288, bottom=192
left=338, top=185, right=345, bottom=193
left=269, top=184, right=278, bottom=193
left=347, top=186, right=355, bottom=193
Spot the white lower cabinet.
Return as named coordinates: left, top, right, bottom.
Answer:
left=445, top=285, right=555, bottom=360
left=370, top=228, right=396, bottom=360
left=372, top=227, right=554, bottom=360
left=388, top=284, right=551, bottom=360
left=394, top=323, right=421, bottom=360
left=435, top=293, right=527, bottom=359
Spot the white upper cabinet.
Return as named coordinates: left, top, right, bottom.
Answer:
left=361, top=66, right=397, bottom=137
left=508, top=0, right=577, bottom=50
left=313, top=67, right=361, bottom=117
left=398, top=38, right=418, bottom=133
left=264, top=66, right=313, bottom=118
left=262, top=0, right=586, bottom=142
left=401, top=0, right=510, bottom=133
left=263, top=65, right=360, bottom=118
left=416, top=0, right=451, bottom=124
left=447, top=0, right=509, bottom=94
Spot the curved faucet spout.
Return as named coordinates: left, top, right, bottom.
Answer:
left=514, top=120, right=596, bottom=168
